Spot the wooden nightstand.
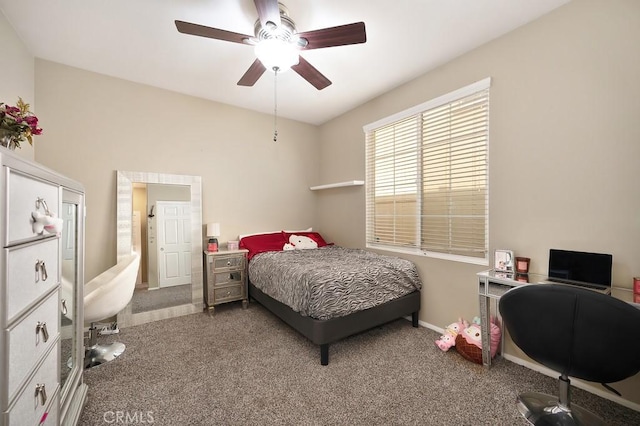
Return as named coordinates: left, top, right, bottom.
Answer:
left=203, top=248, right=249, bottom=315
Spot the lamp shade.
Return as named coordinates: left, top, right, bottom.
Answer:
left=206, top=222, right=220, bottom=237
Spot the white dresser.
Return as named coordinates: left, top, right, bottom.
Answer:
left=1, top=149, right=87, bottom=426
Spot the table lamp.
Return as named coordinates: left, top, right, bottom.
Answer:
left=207, top=222, right=220, bottom=252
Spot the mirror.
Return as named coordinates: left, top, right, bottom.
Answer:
left=60, top=199, right=77, bottom=395
left=60, top=187, right=85, bottom=413
left=131, top=182, right=193, bottom=314
left=116, top=171, right=203, bottom=327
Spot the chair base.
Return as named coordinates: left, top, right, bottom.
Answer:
left=84, top=342, right=126, bottom=369
left=517, top=391, right=605, bottom=426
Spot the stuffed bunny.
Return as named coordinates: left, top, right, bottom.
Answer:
left=435, top=317, right=469, bottom=351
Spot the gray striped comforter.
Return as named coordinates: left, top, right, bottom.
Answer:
left=248, top=246, right=422, bottom=320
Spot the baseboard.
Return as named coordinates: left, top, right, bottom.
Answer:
left=502, top=353, right=640, bottom=412
left=402, top=315, right=443, bottom=334
left=404, top=316, right=640, bottom=412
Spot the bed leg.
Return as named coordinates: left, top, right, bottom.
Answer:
left=320, top=344, right=329, bottom=366
left=412, top=311, right=419, bottom=328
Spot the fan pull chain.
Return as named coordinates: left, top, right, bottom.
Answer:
left=273, top=67, right=279, bottom=142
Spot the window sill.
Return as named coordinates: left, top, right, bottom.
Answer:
left=366, top=243, right=489, bottom=266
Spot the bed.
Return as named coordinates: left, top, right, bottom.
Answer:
left=240, top=230, right=422, bottom=365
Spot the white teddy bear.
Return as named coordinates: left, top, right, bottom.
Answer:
left=32, top=211, right=64, bottom=235
left=283, top=234, right=318, bottom=250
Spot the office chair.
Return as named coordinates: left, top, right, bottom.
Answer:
left=499, top=283, right=640, bottom=426
left=83, top=252, right=140, bottom=368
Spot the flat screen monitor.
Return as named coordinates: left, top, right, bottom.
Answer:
left=548, top=249, right=612, bottom=288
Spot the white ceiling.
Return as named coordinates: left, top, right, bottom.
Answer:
left=0, top=0, right=569, bottom=125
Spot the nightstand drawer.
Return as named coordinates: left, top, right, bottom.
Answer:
left=213, top=255, right=245, bottom=270
left=213, top=271, right=243, bottom=287
left=203, top=249, right=248, bottom=313
left=213, top=284, right=244, bottom=303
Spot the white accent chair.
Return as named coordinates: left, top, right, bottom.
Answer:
left=83, top=252, right=140, bottom=368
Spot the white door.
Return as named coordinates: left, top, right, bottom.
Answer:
left=156, top=201, right=191, bottom=288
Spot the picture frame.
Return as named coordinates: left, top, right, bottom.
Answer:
left=494, top=249, right=514, bottom=273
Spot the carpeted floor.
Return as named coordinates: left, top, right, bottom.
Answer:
left=131, top=284, right=192, bottom=313
left=79, top=302, right=640, bottom=425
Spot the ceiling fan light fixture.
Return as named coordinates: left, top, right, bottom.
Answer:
left=255, top=38, right=299, bottom=72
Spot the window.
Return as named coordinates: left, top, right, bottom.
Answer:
left=364, top=78, right=490, bottom=264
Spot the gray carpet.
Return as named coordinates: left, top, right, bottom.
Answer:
left=131, top=284, right=192, bottom=313
left=79, top=302, right=640, bottom=425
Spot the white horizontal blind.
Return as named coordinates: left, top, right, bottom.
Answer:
left=365, top=79, right=490, bottom=261
left=365, top=116, right=420, bottom=249
left=421, top=90, right=489, bottom=258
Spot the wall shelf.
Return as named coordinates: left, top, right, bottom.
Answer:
left=309, top=180, right=364, bottom=191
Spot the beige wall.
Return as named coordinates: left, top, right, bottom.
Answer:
left=33, top=60, right=321, bottom=281
left=5, top=0, right=638, bottom=408
left=318, top=0, right=640, bottom=406
left=0, top=11, right=35, bottom=160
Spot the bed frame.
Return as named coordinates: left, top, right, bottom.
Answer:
left=249, top=281, right=421, bottom=365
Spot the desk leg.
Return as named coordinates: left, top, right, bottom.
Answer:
left=479, top=294, right=491, bottom=367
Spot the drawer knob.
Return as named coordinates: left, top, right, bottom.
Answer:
left=226, top=261, right=232, bottom=266
left=35, top=383, right=47, bottom=406
left=36, top=321, right=49, bottom=343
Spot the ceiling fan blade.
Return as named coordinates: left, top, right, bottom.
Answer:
left=237, top=59, right=267, bottom=86
left=291, top=56, right=332, bottom=90
left=254, top=0, right=281, bottom=28
left=175, top=20, right=252, bottom=45
left=297, top=22, right=366, bottom=50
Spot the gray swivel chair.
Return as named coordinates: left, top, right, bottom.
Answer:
left=498, top=283, right=640, bottom=426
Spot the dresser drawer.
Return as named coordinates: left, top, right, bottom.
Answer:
left=213, top=284, right=244, bottom=303
left=6, top=239, right=59, bottom=323
left=4, top=345, right=59, bottom=426
left=38, top=388, right=60, bottom=426
left=6, top=169, right=59, bottom=246
left=7, top=290, right=60, bottom=402
left=213, top=255, right=245, bottom=270
left=213, top=270, right=243, bottom=287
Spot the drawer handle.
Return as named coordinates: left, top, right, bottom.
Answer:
left=35, top=260, right=48, bottom=282
left=36, top=198, right=52, bottom=215
left=226, top=261, right=232, bottom=266
left=33, top=197, right=63, bottom=235
left=35, top=383, right=47, bottom=406
left=61, top=299, right=68, bottom=316
left=36, top=321, right=49, bottom=343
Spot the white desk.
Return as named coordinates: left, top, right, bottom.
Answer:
left=477, top=270, right=639, bottom=367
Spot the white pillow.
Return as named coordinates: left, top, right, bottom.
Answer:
left=287, top=234, right=318, bottom=250
left=238, top=227, right=312, bottom=241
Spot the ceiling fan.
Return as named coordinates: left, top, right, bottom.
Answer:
left=175, top=0, right=367, bottom=90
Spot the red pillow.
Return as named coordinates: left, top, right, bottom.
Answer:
left=240, top=232, right=287, bottom=260
left=281, top=231, right=328, bottom=247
